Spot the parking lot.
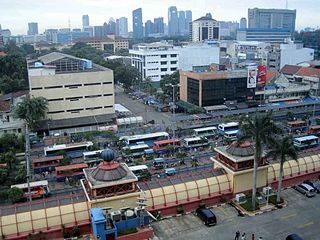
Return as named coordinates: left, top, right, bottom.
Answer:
left=152, top=188, right=320, bottom=240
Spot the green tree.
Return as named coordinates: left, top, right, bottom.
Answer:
left=7, top=187, right=24, bottom=202
left=114, top=65, right=139, bottom=89
left=160, top=71, right=179, bottom=99
left=0, top=75, right=26, bottom=94
left=240, top=113, right=281, bottom=209
left=20, top=44, right=35, bottom=55
left=0, top=168, right=8, bottom=184
left=0, top=150, right=18, bottom=171
left=268, top=136, right=297, bottom=203
left=0, top=133, right=20, bottom=153
left=15, top=166, right=27, bottom=184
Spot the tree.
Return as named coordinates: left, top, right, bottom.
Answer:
left=0, top=75, right=26, bottom=94
left=14, top=96, right=48, bottom=130
left=0, top=150, right=18, bottom=171
left=0, top=133, right=21, bottom=153
left=7, top=187, right=24, bottom=202
left=240, top=113, right=281, bottom=209
left=0, top=168, right=8, bottom=184
left=268, top=136, right=297, bottom=203
left=114, top=65, right=139, bottom=89
left=160, top=71, right=179, bottom=99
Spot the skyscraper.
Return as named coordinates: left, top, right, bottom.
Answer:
left=82, top=15, right=89, bottom=29
left=240, top=17, right=247, bottom=29
left=248, top=8, right=296, bottom=33
left=185, top=10, right=192, bottom=35
left=145, top=20, right=154, bottom=37
left=28, top=22, right=38, bottom=35
left=107, top=18, right=116, bottom=34
left=133, top=8, right=143, bottom=39
left=178, top=11, right=186, bottom=35
left=154, top=17, right=164, bottom=34
left=168, top=6, right=179, bottom=36
left=116, top=17, right=128, bottom=38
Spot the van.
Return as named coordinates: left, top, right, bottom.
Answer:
left=295, top=183, right=316, bottom=197
left=153, top=158, right=166, bottom=169
left=196, top=208, right=217, bottom=226
left=164, top=168, right=176, bottom=176
left=286, top=234, right=303, bottom=240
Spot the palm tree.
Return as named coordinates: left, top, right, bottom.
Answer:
left=268, top=136, right=297, bottom=203
left=240, top=113, right=281, bottom=209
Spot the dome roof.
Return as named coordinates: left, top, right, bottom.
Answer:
left=226, top=141, right=254, bottom=157
left=101, top=148, right=115, bottom=162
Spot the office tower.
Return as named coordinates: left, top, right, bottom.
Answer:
left=190, top=14, right=219, bottom=42
left=83, top=26, right=94, bottom=37
left=145, top=20, right=154, bottom=37
left=248, top=8, right=296, bottom=33
left=28, top=22, right=38, bottom=35
left=82, top=15, right=89, bottom=29
left=132, top=8, right=143, bottom=39
left=168, top=6, right=179, bottom=36
left=94, top=26, right=104, bottom=38
left=178, top=11, right=186, bottom=35
left=240, top=17, right=247, bottom=29
left=116, top=17, right=128, bottom=37
left=154, top=17, right=164, bottom=34
left=107, top=18, right=116, bottom=34
left=185, top=10, right=192, bottom=34
left=45, top=29, right=58, bottom=43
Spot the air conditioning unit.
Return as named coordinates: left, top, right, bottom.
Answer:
left=262, top=187, right=273, bottom=195
left=235, top=193, right=246, bottom=203
left=110, top=211, right=121, bottom=222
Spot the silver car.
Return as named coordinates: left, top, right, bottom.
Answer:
left=295, top=183, right=316, bottom=197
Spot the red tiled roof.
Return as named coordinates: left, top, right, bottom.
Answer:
left=266, top=70, right=279, bottom=83
left=33, top=155, right=64, bottom=163
left=0, top=90, right=28, bottom=101
left=280, top=65, right=302, bottom=75
left=0, top=100, right=11, bottom=112
left=154, top=138, right=180, bottom=145
left=55, top=163, right=88, bottom=171
left=296, top=67, right=320, bottom=78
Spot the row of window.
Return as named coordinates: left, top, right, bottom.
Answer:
left=160, top=54, right=178, bottom=58
left=160, top=68, right=177, bottom=72
left=31, top=81, right=112, bottom=90
left=47, top=94, right=113, bottom=102
left=47, top=105, right=113, bottom=114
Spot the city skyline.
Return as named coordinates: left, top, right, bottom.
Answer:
left=0, top=0, right=319, bottom=35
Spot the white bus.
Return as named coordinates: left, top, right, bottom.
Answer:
left=218, top=122, right=239, bottom=135
left=293, top=135, right=319, bottom=150
left=223, top=130, right=239, bottom=142
left=182, top=137, right=209, bottom=149
left=44, top=141, right=94, bottom=157
left=128, top=165, right=149, bottom=180
left=119, top=132, right=169, bottom=146
left=123, top=144, right=151, bottom=157
left=11, top=180, right=50, bottom=199
left=83, top=150, right=104, bottom=160
left=193, top=126, right=217, bottom=139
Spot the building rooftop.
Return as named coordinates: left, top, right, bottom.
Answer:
left=180, top=69, right=247, bottom=80
left=280, top=64, right=302, bottom=75
left=0, top=100, right=11, bottom=112
left=296, top=67, right=320, bottom=78
left=194, top=16, right=216, bottom=22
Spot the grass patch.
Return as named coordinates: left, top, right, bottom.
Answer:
left=118, top=228, right=138, bottom=236
left=268, top=195, right=284, bottom=205
left=239, top=197, right=259, bottom=211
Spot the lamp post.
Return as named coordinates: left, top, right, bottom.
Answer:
left=166, top=84, right=180, bottom=140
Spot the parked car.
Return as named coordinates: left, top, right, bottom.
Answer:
left=294, top=183, right=316, bottom=197
left=164, top=168, right=176, bottom=176
left=196, top=208, right=217, bottom=226
left=286, top=234, right=303, bottom=240
left=303, top=180, right=320, bottom=193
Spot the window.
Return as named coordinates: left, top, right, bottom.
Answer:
left=31, top=87, right=42, bottom=90
left=84, top=83, right=101, bottom=86
left=18, top=128, right=22, bottom=133
left=48, top=110, right=65, bottom=114
left=67, top=108, right=84, bottom=112
left=44, top=85, right=63, bottom=89
left=66, top=96, right=83, bottom=101
left=86, top=106, right=103, bottom=110
left=104, top=105, right=113, bottom=108
left=85, top=95, right=102, bottom=98
left=103, top=94, right=113, bottom=97
left=48, top=98, right=64, bottom=102
left=170, top=61, right=177, bottom=64
left=161, top=68, right=167, bottom=72
left=170, top=54, right=177, bottom=58
left=160, top=55, right=167, bottom=58
left=171, top=68, right=177, bottom=71
left=103, top=82, right=112, bottom=85
left=65, top=84, right=82, bottom=89
left=161, top=61, right=167, bottom=65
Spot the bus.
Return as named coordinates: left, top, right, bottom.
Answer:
left=83, top=150, right=103, bottom=160
left=287, top=120, right=307, bottom=133
left=223, top=130, right=239, bottom=143
left=153, top=158, right=166, bottom=170
left=44, top=141, right=94, bottom=158
left=33, top=155, right=63, bottom=174
left=308, top=125, right=320, bottom=136
left=218, top=122, right=239, bottom=135
left=128, top=165, right=150, bottom=181
left=193, top=126, right=218, bottom=139
left=123, top=144, right=151, bottom=158
left=119, top=132, right=169, bottom=146
left=293, top=135, right=319, bottom=151
left=11, top=180, right=50, bottom=199
left=55, top=163, right=88, bottom=182
left=182, top=137, right=209, bottom=149
left=153, top=138, right=181, bottom=153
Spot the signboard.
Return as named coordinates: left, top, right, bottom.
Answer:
left=257, top=65, right=267, bottom=87
left=247, top=67, right=257, bottom=88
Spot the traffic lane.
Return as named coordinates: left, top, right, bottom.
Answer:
left=152, top=188, right=320, bottom=240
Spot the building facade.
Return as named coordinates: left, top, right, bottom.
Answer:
left=28, top=52, right=115, bottom=122
left=237, top=28, right=291, bottom=43
left=76, top=36, right=128, bottom=52
left=190, top=16, right=219, bottom=42
left=179, top=70, right=255, bottom=107
left=145, top=20, right=154, bottom=37
left=154, top=17, right=164, bottom=34
left=117, top=17, right=128, bottom=38
left=28, top=22, right=38, bottom=35
left=82, top=15, right=90, bottom=29
left=240, top=17, right=247, bottom=29
left=248, top=8, right=296, bottom=33
left=132, top=8, right=143, bottom=39
left=178, top=11, right=186, bottom=35
left=185, top=10, right=193, bottom=33
left=130, top=42, right=179, bottom=82
left=168, top=6, right=179, bottom=36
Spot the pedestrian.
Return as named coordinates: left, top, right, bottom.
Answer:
left=241, top=233, right=246, bottom=240
left=235, top=230, right=240, bottom=240
left=251, top=233, right=255, bottom=240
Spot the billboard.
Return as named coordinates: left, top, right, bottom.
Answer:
left=257, top=65, right=267, bottom=87
left=247, top=67, right=257, bottom=88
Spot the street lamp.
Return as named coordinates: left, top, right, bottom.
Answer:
left=165, top=84, right=180, bottom=140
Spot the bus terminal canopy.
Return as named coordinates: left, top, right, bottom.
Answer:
left=116, top=116, right=144, bottom=125
left=115, top=104, right=131, bottom=114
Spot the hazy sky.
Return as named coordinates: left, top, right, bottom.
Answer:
left=0, top=0, right=319, bottom=35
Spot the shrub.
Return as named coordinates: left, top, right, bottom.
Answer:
left=177, top=204, right=184, bottom=214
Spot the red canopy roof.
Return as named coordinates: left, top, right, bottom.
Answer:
left=55, top=163, right=88, bottom=171
left=154, top=138, right=180, bottom=145
left=33, top=155, right=64, bottom=163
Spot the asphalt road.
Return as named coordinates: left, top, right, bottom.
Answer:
left=152, top=188, right=320, bottom=240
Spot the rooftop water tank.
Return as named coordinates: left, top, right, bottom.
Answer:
left=34, top=62, right=43, bottom=67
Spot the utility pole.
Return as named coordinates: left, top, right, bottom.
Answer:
left=25, top=123, right=32, bottom=202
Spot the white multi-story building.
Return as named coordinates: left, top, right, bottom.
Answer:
left=190, top=15, right=219, bottom=42
left=130, top=42, right=179, bottom=82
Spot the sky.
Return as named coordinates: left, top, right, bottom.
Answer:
left=0, top=0, right=319, bottom=35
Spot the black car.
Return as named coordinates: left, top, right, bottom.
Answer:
left=196, top=208, right=217, bottom=226
left=286, top=234, right=303, bottom=240
left=303, top=180, right=320, bottom=193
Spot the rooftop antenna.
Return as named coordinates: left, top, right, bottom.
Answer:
left=286, top=0, right=288, bottom=9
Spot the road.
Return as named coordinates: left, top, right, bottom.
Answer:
left=152, top=188, right=320, bottom=240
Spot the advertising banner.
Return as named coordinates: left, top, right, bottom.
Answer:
left=247, top=67, right=257, bottom=88
left=257, top=65, right=267, bottom=87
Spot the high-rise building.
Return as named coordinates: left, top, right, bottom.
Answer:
left=168, top=6, right=179, bottom=36
left=28, top=22, right=38, bottom=35
left=0, top=34, right=4, bottom=51
left=145, top=20, right=154, bottom=37
left=185, top=10, right=192, bottom=35
left=154, top=17, right=164, bottom=34
left=178, top=11, right=186, bottom=35
left=132, top=8, right=143, bottom=39
left=107, top=18, right=116, bottom=34
left=190, top=14, right=219, bottom=42
left=83, top=26, right=94, bottom=37
left=94, top=26, right=104, bottom=38
left=116, top=17, right=128, bottom=38
left=240, top=17, right=247, bottom=29
left=248, top=8, right=296, bottom=33
left=45, top=29, right=58, bottom=43
left=82, top=15, right=90, bottom=29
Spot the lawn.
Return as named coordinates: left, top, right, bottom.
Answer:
left=239, top=197, right=259, bottom=211
left=268, top=195, right=284, bottom=205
